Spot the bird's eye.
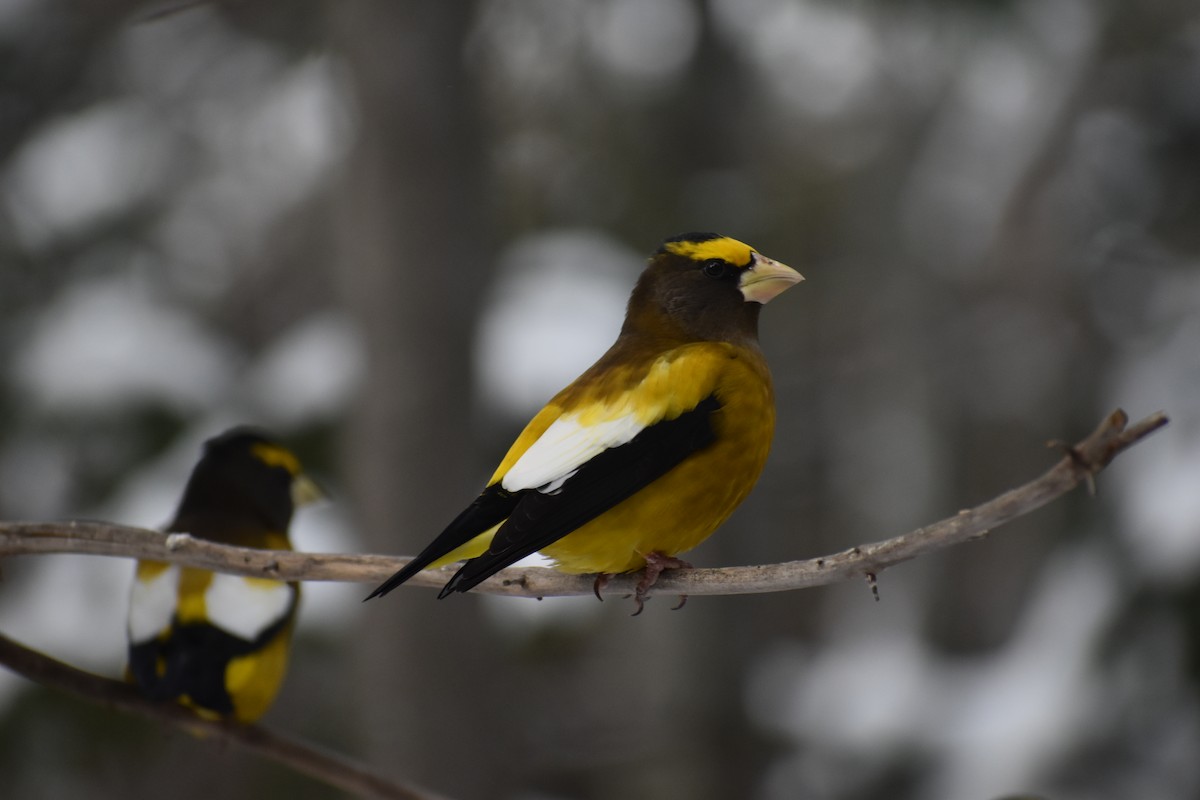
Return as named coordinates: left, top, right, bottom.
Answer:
left=702, top=259, right=728, bottom=279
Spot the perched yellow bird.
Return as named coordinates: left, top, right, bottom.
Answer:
left=368, top=232, right=803, bottom=611
left=126, top=428, right=319, bottom=723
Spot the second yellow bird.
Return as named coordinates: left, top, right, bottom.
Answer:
left=127, top=428, right=318, bottom=722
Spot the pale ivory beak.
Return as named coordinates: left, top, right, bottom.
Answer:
left=291, top=473, right=324, bottom=507
left=739, top=252, right=804, bottom=304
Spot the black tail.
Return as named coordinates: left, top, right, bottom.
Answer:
left=364, top=484, right=520, bottom=600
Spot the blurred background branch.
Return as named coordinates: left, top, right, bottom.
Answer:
left=0, top=631, right=445, bottom=800
left=0, top=409, right=1168, bottom=601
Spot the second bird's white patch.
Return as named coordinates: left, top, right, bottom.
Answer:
left=127, top=564, right=181, bottom=643
left=204, top=573, right=295, bottom=641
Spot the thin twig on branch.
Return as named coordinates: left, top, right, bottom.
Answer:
left=0, top=409, right=1169, bottom=600
left=0, top=631, right=448, bottom=800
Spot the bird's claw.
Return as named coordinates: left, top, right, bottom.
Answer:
left=630, top=552, right=692, bottom=616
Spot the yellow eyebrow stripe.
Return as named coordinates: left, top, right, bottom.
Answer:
left=250, top=443, right=301, bottom=476
left=663, top=236, right=756, bottom=267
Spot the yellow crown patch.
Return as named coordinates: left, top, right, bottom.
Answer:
left=663, top=236, right=756, bottom=267
left=251, top=443, right=302, bottom=476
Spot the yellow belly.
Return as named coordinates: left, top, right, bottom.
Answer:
left=541, top=357, right=774, bottom=574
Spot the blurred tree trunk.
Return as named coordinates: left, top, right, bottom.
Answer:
left=329, top=3, right=514, bottom=797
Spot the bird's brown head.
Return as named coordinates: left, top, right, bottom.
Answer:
left=622, top=232, right=803, bottom=345
left=170, top=427, right=320, bottom=540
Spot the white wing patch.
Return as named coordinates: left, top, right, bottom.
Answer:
left=498, top=346, right=729, bottom=494
left=204, top=573, right=295, bottom=641
left=128, top=565, right=181, bottom=643
left=502, top=412, right=646, bottom=493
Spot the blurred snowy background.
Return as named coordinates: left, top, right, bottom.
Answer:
left=0, top=1, right=1197, bottom=799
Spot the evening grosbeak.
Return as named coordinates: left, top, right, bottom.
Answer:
left=126, top=428, right=319, bottom=723
left=368, top=232, right=803, bottom=612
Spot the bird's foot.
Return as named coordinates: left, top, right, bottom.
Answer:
left=593, top=573, right=612, bottom=602
left=631, top=553, right=692, bottom=616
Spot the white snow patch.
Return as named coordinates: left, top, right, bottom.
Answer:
left=749, top=546, right=1120, bottom=799
left=14, top=276, right=235, bottom=413
left=475, top=229, right=640, bottom=417
left=248, top=313, right=366, bottom=426
left=1108, top=286, right=1200, bottom=582
left=0, top=554, right=132, bottom=713
left=290, top=502, right=365, bottom=634
left=3, top=100, right=173, bottom=248
left=927, top=547, right=1117, bottom=799
left=712, top=0, right=879, bottom=119
left=587, top=0, right=700, bottom=86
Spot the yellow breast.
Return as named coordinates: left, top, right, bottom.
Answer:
left=540, top=344, right=774, bottom=574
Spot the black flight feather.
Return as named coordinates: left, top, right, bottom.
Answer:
left=364, top=483, right=523, bottom=599
left=438, top=394, right=721, bottom=597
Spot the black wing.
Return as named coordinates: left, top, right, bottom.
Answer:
left=365, top=484, right=522, bottom=599
left=128, top=606, right=295, bottom=714
left=439, top=394, right=720, bottom=597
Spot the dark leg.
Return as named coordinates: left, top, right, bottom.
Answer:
left=631, top=552, right=692, bottom=616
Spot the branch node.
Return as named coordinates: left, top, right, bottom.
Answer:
left=165, top=532, right=192, bottom=551
left=865, top=571, right=880, bottom=602
left=1048, top=439, right=1099, bottom=495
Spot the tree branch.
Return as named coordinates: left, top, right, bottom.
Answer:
left=0, top=630, right=448, bottom=800
left=0, top=410, right=1170, bottom=796
left=0, top=409, right=1169, bottom=600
